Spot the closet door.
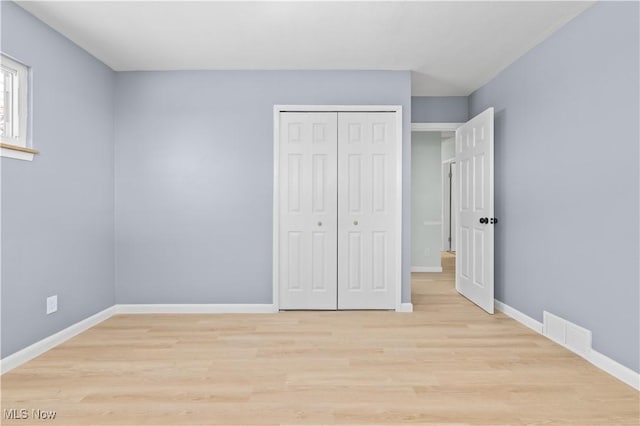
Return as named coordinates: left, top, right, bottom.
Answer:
left=337, top=113, right=398, bottom=309
left=279, top=113, right=338, bottom=309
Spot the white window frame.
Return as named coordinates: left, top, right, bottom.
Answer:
left=1, top=53, right=35, bottom=161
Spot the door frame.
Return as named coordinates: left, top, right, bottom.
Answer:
left=441, top=158, right=456, bottom=252
left=273, top=105, right=403, bottom=311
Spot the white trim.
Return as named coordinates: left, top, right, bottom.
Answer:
left=587, top=350, right=640, bottom=390
left=0, top=54, right=30, bottom=149
left=273, top=105, right=403, bottom=312
left=494, top=300, right=543, bottom=333
left=3, top=300, right=636, bottom=390
left=272, top=106, right=280, bottom=310
left=495, top=299, right=639, bottom=390
left=411, top=266, right=443, bottom=273
left=396, top=303, right=413, bottom=313
left=441, top=159, right=454, bottom=251
left=115, top=304, right=277, bottom=314
left=393, top=107, right=403, bottom=312
left=411, top=122, right=462, bottom=132
left=0, top=147, right=33, bottom=161
left=278, top=105, right=401, bottom=112
left=0, top=303, right=278, bottom=374
left=0, top=306, right=115, bottom=375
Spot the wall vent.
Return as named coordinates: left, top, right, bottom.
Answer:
left=543, top=311, right=592, bottom=357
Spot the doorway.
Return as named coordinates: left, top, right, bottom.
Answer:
left=410, top=124, right=459, bottom=274
left=411, top=108, right=496, bottom=314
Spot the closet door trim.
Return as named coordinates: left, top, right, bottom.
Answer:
left=273, top=105, right=403, bottom=312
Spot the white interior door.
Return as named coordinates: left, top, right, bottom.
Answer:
left=337, top=112, right=398, bottom=309
left=455, top=107, right=494, bottom=313
left=279, top=112, right=338, bottom=309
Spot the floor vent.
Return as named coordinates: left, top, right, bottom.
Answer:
left=543, top=311, right=592, bottom=357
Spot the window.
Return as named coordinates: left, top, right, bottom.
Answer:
left=1, top=53, right=35, bottom=161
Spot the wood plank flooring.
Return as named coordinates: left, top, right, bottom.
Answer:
left=2, top=253, right=638, bottom=425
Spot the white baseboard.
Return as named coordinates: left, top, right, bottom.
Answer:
left=0, top=303, right=277, bottom=374
left=0, top=306, right=115, bottom=375
left=115, top=304, right=277, bottom=314
left=411, top=266, right=443, bottom=273
left=6, top=299, right=636, bottom=391
left=587, top=349, right=640, bottom=390
left=495, top=299, right=639, bottom=391
left=396, top=303, right=413, bottom=313
left=494, top=300, right=543, bottom=333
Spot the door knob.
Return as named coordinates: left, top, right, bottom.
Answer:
left=353, top=220, right=358, bottom=226
left=317, top=221, right=322, bottom=226
left=490, top=218, right=498, bottom=224
left=479, top=217, right=488, bottom=224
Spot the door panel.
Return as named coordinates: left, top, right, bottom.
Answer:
left=279, top=112, right=338, bottom=309
left=348, top=232, right=362, bottom=290
left=372, top=232, right=387, bottom=290
left=311, top=232, right=327, bottom=290
left=455, top=107, right=494, bottom=313
left=348, top=155, right=362, bottom=213
left=338, top=112, right=397, bottom=309
left=312, top=155, right=327, bottom=213
left=287, top=232, right=302, bottom=290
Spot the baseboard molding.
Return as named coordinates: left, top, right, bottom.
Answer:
left=115, top=303, right=277, bottom=314
left=411, top=266, right=443, bottom=273
left=495, top=299, right=639, bottom=391
left=0, top=303, right=277, bottom=374
left=6, top=299, right=636, bottom=390
left=587, top=350, right=640, bottom=390
left=396, top=303, right=413, bottom=313
left=0, top=306, right=115, bottom=375
left=494, top=300, right=543, bottom=333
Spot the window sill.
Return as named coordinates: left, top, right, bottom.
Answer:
left=0, top=143, right=38, bottom=161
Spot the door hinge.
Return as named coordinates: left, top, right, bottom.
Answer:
left=448, top=237, right=451, bottom=242
left=448, top=171, right=452, bottom=178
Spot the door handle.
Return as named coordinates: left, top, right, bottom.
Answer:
left=479, top=217, right=488, bottom=224
left=490, top=218, right=498, bottom=224
left=353, top=220, right=358, bottom=226
left=317, top=221, right=322, bottom=226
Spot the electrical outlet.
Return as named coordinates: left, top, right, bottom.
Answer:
left=46, top=295, right=57, bottom=315
left=425, top=248, right=431, bottom=257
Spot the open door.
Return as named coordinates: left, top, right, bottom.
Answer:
left=455, top=108, right=494, bottom=313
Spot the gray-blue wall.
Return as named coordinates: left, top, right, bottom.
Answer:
left=412, top=96, right=468, bottom=123
left=470, top=1, right=639, bottom=372
left=1, top=1, right=116, bottom=357
left=114, top=71, right=412, bottom=304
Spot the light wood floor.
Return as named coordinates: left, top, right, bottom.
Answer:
left=2, top=253, right=638, bottom=425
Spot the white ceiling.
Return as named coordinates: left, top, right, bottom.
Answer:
left=16, top=1, right=593, bottom=96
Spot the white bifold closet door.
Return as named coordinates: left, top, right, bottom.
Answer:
left=337, top=113, right=398, bottom=309
left=278, top=111, right=398, bottom=310
left=279, top=112, right=338, bottom=310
